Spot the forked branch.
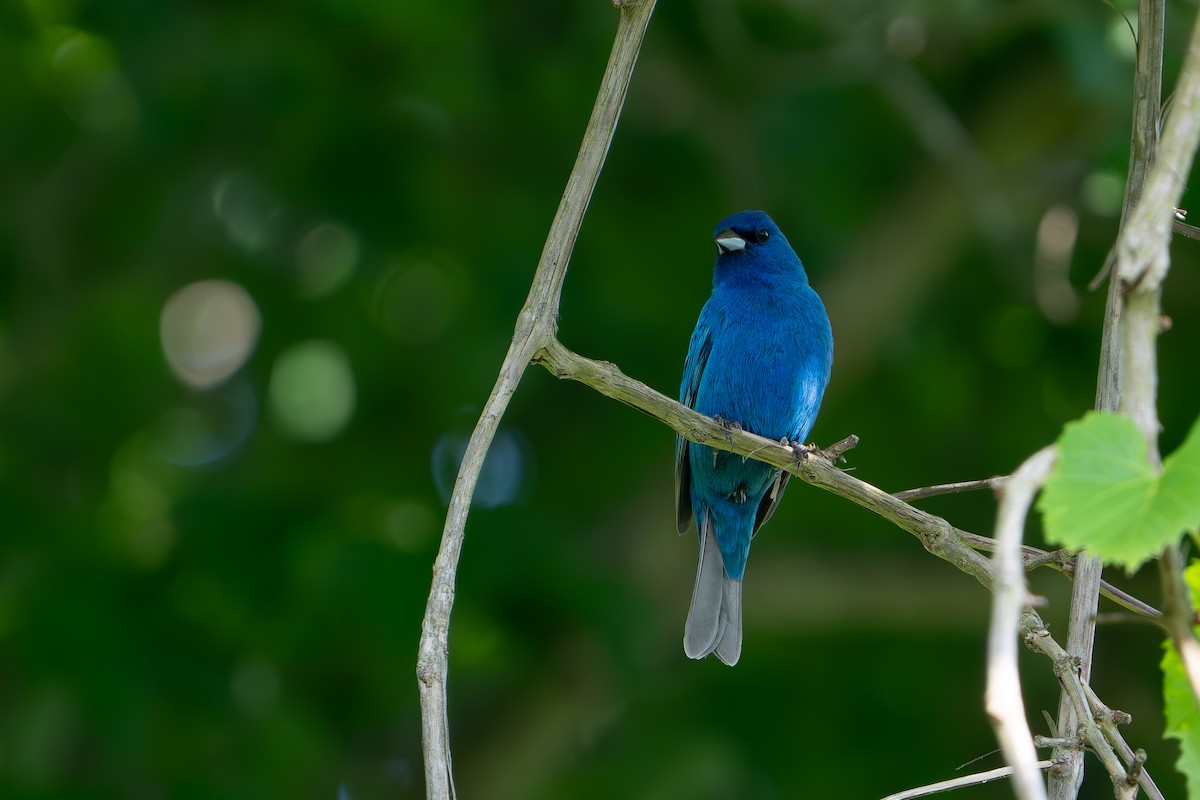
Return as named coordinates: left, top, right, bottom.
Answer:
left=416, top=3, right=657, bottom=797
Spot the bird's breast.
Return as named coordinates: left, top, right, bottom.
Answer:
left=694, top=283, right=830, bottom=441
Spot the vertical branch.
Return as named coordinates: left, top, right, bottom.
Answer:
left=415, top=3, right=657, bottom=798
left=1115, top=1, right=1200, bottom=706
left=1048, top=557, right=1103, bottom=799
left=1052, top=3, right=1163, bottom=797
left=987, top=446, right=1057, bottom=800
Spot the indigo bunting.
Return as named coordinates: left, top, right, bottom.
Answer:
left=675, top=210, right=833, bottom=665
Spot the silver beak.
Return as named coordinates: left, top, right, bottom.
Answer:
left=714, top=229, right=746, bottom=254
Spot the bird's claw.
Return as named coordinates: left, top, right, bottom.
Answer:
left=786, top=440, right=818, bottom=463
left=713, top=416, right=743, bottom=445
left=708, top=417, right=744, bottom=466
left=713, top=416, right=743, bottom=433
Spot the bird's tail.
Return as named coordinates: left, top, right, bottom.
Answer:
left=683, top=513, right=743, bottom=666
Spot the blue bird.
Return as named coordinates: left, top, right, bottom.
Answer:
left=675, top=210, right=833, bottom=665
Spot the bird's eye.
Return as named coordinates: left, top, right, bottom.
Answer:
left=754, top=229, right=770, bottom=243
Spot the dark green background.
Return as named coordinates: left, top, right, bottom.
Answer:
left=2, top=0, right=1198, bottom=797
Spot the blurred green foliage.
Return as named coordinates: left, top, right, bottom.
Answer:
left=1, top=0, right=1198, bottom=797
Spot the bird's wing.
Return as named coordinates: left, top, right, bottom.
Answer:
left=752, top=319, right=833, bottom=538
left=753, top=470, right=790, bottom=539
left=675, top=318, right=713, bottom=534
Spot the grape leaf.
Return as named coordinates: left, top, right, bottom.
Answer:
left=1158, top=416, right=1200, bottom=541
left=1163, top=561, right=1200, bottom=800
left=1040, top=412, right=1158, bottom=568
left=1039, top=412, right=1200, bottom=569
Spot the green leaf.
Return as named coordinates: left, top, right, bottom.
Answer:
left=1163, top=643, right=1200, bottom=799
left=1040, top=412, right=1157, bottom=567
left=1163, top=561, right=1200, bottom=800
left=1159, top=417, right=1200, bottom=541
left=1039, top=412, right=1200, bottom=569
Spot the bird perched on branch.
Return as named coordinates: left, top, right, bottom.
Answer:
left=675, top=210, right=833, bottom=665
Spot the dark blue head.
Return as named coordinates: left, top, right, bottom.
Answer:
left=711, top=210, right=807, bottom=284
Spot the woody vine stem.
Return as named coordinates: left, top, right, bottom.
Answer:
left=416, top=2, right=1200, bottom=798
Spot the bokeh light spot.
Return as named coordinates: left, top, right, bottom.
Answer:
left=230, top=658, right=279, bottom=717
left=160, top=280, right=261, bottom=389
left=268, top=340, right=356, bottom=442
left=296, top=221, right=359, bottom=297
left=21, top=0, right=76, bottom=26
left=212, top=172, right=281, bottom=252
left=103, top=433, right=182, bottom=569
left=48, top=29, right=139, bottom=132
left=886, top=16, right=927, bottom=59
left=1082, top=171, right=1124, bottom=217
left=370, top=255, right=464, bottom=345
left=342, top=493, right=435, bottom=550
left=1034, top=204, right=1080, bottom=324
left=155, top=379, right=258, bottom=467
left=431, top=427, right=534, bottom=508
left=1106, top=14, right=1137, bottom=61
left=392, top=95, right=455, bottom=142
left=383, top=499, right=436, bottom=552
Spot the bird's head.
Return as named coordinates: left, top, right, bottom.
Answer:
left=711, top=210, right=805, bottom=284
left=713, top=210, right=786, bottom=257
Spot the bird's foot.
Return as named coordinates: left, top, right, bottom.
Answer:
left=713, top=416, right=743, bottom=445
left=785, top=439, right=817, bottom=461
left=713, top=416, right=743, bottom=433
left=710, top=417, right=744, bottom=466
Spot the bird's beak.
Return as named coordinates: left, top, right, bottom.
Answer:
left=714, top=229, right=746, bottom=255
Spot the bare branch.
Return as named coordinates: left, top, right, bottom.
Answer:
left=893, top=477, right=1003, bottom=503
left=878, top=761, right=1056, bottom=800
left=1115, top=5, right=1200, bottom=303
left=535, top=298, right=1154, bottom=800
left=1056, top=1, right=1166, bottom=795
left=1024, top=618, right=1139, bottom=798
left=534, top=338, right=998, bottom=588
left=417, top=3, right=658, bottom=795
left=1048, top=550, right=1103, bottom=800
left=1172, top=217, right=1200, bottom=240
left=1080, top=683, right=1169, bottom=800
left=1111, top=0, right=1200, bottom=737
left=986, top=446, right=1057, bottom=800
left=536, top=337, right=1172, bottom=637
left=955, top=533, right=1164, bottom=622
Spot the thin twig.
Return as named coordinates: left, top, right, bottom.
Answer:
left=1172, top=218, right=1200, bottom=240
left=1023, top=618, right=1137, bottom=799
left=986, top=446, right=1057, bottom=800
left=1081, top=683, right=1168, bottom=800
left=416, top=3, right=658, bottom=796
left=879, top=761, right=1056, bottom=800
left=1056, top=559, right=1163, bottom=623
left=1094, top=611, right=1163, bottom=627
left=893, top=477, right=1003, bottom=503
